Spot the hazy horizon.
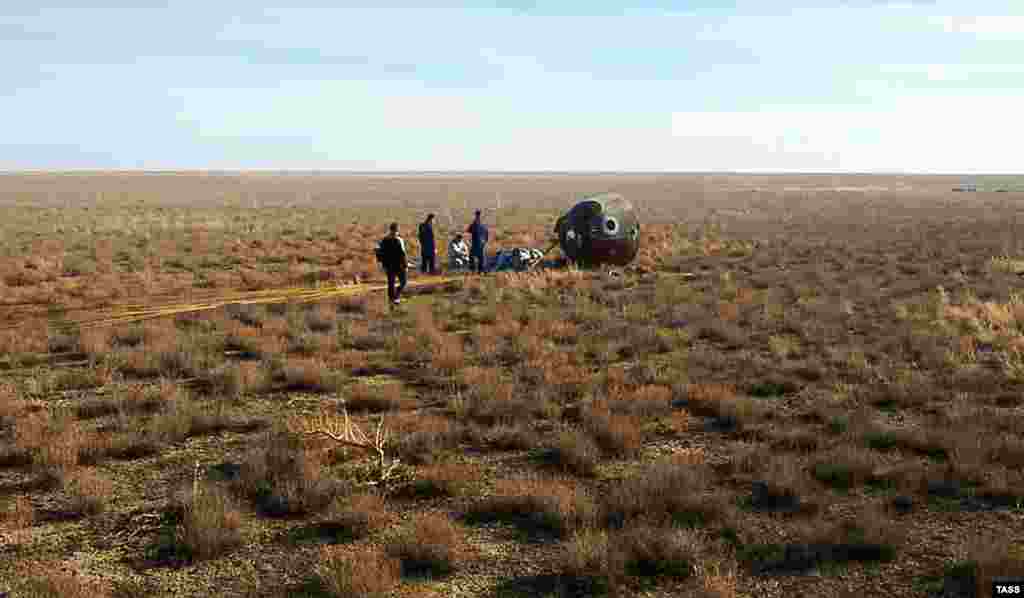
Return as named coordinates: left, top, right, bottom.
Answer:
left=0, top=170, right=1017, bottom=177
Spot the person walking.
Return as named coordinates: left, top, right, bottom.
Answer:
left=376, top=222, right=408, bottom=305
left=467, top=209, right=489, bottom=274
left=418, top=213, right=437, bottom=274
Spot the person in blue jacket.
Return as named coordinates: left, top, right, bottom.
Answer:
left=466, top=210, right=489, bottom=274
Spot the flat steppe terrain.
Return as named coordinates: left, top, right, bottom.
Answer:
left=1, top=172, right=1023, bottom=597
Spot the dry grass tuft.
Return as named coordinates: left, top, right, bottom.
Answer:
left=604, top=461, right=722, bottom=529
left=540, top=429, right=600, bottom=477
left=558, top=526, right=700, bottom=592
left=1, top=495, right=34, bottom=546
left=475, top=422, right=537, bottom=450
left=235, top=425, right=340, bottom=516
left=2, top=494, right=34, bottom=526
left=65, top=468, right=114, bottom=516
left=460, top=377, right=553, bottom=426
left=801, top=504, right=906, bottom=550
left=698, top=559, right=738, bottom=598
left=174, top=484, right=243, bottom=561
left=10, top=564, right=112, bottom=598
left=467, top=477, right=597, bottom=538
left=345, top=382, right=403, bottom=413
left=16, top=409, right=81, bottom=477
left=582, top=405, right=643, bottom=458
left=411, top=463, right=480, bottom=498
left=394, top=414, right=464, bottom=465
left=618, top=384, right=673, bottom=418
left=315, top=545, right=400, bottom=598
left=319, top=492, right=392, bottom=540
left=811, top=446, right=884, bottom=490
left=613, top=524, right=700, bottom=580
left=207, top=361, right=268, bottom=399
left=957, top=535, right=1024, bottom=597
left=559, top=528, right=613, bottom=583
left=684, top=383, right=738, bottom=415
left=431, top=332, right=466, bottom=375
left=387, top=512, right=466, bottom=578
left=276, top=358, right=344, bottom=393
left=0, top=381, right=23, bottom=422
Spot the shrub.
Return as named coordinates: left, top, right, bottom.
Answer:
left=481, top=423, right=539, bottom=451
left=65, top=468, right=113, bottom=516
left=544, top=429, right=602, bottom=477
left=768, top=428, right=820, bottom=452
left=947, top=535, right=1024, bottom=598
left=206, top=362, right=267, bottom=399
left=287, top=330, right=322, bottom=356
left=394, top=415, right=463, bottom=465
left=460, top=379, right=536, bottom=427
left=811, top=447, right=882, bottom=490
left=431, top=333, right=466, bottom=375
left=305, top=304, right=337, bottom=333
left=318, top=493, right=391, bottom=541
left=410, top=463, right=479, bottom=498
left=604, top=461, right=722, bottom=529
left=614, top=524, right=698, bottom=580
left=74, top=397, right=123, bottom=420
left=466, top=477, right=597, bottom=538
left=583, top=409, right=643, bottom=458
left=10, top=565, right=111, bottom=598
left=799, top=508, right=905, bottom=563
left=558, top=526, right=699, bottom=593
left=315, top=546, right=400, bottom=598
left=234, top=426, right=340, bottom=517
left=683, top=383, right=738, bottom=417
left=276, top=358, right=344, bottom=393
left=16, top=410, right=81, bottom=477
left=174, top=485, right=243, bottom=561
left=0, top=381, right=22, bottom=422
left=698, top=559, right=739, bottom=598
left=620, top=385, right=673, bottom=419
left=387, top=512, right=465, bottom=578
left=52, top=366, right=112, bottom=391
left=1, top=495, right=34, bottom=532
left=78, top=328, right=112, bottom=358
left=345, top=382, right=403, bottom=413
left=558, top=529, right=615, bottom=592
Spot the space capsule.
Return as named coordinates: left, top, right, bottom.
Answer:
left=554, top=193, right=640, bottom=267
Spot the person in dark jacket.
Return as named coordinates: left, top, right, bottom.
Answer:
left=417, top=213, right=436, bottom=274
left=466, top=210, right=489, bottom=274
left=376, top=222, right=408, bottom=305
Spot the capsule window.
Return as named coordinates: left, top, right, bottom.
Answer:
left=605, top=217, right=618, bottom=233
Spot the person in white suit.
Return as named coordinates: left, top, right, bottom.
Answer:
left=448, top=234, right=470, bottom=271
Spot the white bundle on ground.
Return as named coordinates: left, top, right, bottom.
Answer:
left=489, top=248, right=546, bottom=272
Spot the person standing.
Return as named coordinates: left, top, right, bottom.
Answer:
left=418, top=213, right=437, bottom=274
left=376, top=222, right=408, bottom=305
left=467, top=209, right=489, bottom=274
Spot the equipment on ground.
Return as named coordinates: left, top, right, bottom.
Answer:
left=489, top=247, right=546, bottom=272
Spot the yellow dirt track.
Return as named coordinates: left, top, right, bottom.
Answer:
left=3, top=274, right=464, bottom=332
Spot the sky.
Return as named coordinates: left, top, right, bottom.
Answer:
left=2, top=1, right=1023, bottom=173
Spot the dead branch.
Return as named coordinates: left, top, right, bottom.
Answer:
left=301, top=405, right=401, bottom=486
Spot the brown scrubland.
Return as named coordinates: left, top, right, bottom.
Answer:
left=1, top=172, right=1024, bottom=597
